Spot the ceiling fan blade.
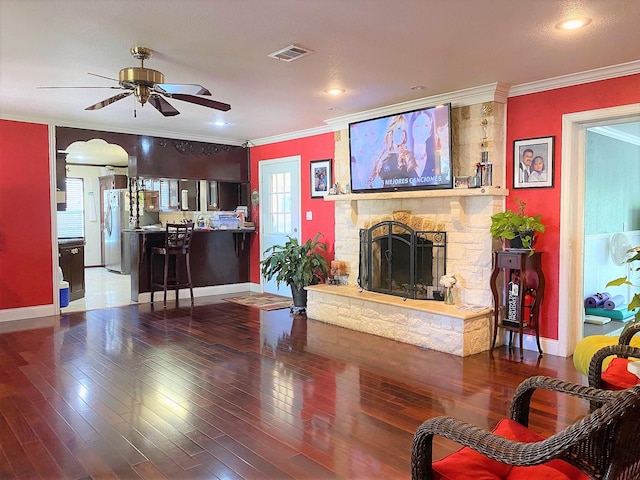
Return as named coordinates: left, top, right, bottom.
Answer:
left=166, top=93, right=231, bottom=111
left=88, top=72, right=120, bottom=83
left=155, top=83, right=211, bottom=96
left=148, top=94, right=180, bottom=117
left=85, top=91, right=133, bottom=110
left=38, top=85, right=124, bottom=89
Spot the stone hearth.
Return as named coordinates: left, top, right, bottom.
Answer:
left=306, top=285, right=492, bottom=356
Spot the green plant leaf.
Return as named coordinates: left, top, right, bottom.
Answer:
left=606, top=277, right=631, bottom=287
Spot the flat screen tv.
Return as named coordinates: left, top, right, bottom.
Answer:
left=349, top=103, right=453, bottom=193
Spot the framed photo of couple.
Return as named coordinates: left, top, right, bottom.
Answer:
left=310, top=159, right=332, bottom=198
left=513, top=136, right=554, bottom=189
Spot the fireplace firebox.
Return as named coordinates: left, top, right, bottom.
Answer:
left=358, top=221, right=446, bottom=300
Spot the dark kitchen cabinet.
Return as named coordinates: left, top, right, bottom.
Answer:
left=59, top=240, right=85, bottom=301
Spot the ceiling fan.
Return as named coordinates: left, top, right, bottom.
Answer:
left=42, top=46, right=230, bottom=116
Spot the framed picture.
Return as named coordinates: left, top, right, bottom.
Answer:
left=513, top=136, right=554, bottom=188
left=310, top=159, right=331, bottom=198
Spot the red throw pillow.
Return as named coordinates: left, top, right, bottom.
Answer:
left=432, top=419, right=588, bottom=480
left=602, top=357, right=640, bottom=390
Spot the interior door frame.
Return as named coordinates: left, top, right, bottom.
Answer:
left=258, top=155, right=302, bottom=293
left=558, top=103, right=640, bottom=357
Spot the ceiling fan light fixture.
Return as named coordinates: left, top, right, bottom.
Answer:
left=119, top=67, right=164, bottom=87
left=134, top=85, right=151, bottom=106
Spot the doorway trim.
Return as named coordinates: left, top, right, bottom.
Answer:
left=258, top=155, right=302, bottom=294
left=558, top=103, right=640, bottom=357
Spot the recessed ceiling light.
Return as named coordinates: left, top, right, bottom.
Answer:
left=213, top=120, right=227, bottom=127
left=325, top=88, right=345, bottom=95
left=556, top=17, right=592, bottom=30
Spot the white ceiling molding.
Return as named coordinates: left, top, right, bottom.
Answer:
left=590, top=125, right=640, bottom=146
left=509, top=60, right=640, bottom=97
left=245, top=83, right=511, bottom=146
left=321, top=83, right=510, bottom=134
left=250, top=125, right=333, bottom=147
left=0, top=112, right=246, bottom=146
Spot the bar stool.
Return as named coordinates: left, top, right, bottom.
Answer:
left=150, top=223, right=194, bottom=307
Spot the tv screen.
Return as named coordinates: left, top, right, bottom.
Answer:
left=349, top=103, right=453, bottom=193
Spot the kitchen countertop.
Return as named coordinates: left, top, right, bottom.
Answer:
left=125, top=227, right=255, bottom=233
left=58, top=238, right=85, bottom=246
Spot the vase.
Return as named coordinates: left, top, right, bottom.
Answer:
left=444, top=287, right=455, bottom=305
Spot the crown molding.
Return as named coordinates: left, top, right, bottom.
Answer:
left=322, top=83, right=510, bottom=133
left=590, top=125, right=640, bottom=146
left=0, top=113, right=245, bottom=146
left=250, top=83, right=510, bottom=145
left=509, top=60, right=640, bottom=97
left=250, top=124, right=333, bottom=147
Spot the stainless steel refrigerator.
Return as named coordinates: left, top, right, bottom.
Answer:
left=104, top=189, right=130, bottom=273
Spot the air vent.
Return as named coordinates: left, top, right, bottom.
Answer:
left=268, top=44, right=313, bottom=62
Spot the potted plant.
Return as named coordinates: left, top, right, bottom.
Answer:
left=260, top=233, right=330, bottom=312
left=607, top=246, right=640, bottom=335
left=490, top=197, right=545, bottom=250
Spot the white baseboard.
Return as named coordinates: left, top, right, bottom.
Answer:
left=0, top=304, right=56, bottom=322
left=137, top=282, right=261, bottom=303
left=0, top=283, right=264, bottom=322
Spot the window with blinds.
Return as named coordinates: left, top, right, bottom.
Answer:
left=57, top=177, right=85, bottom=238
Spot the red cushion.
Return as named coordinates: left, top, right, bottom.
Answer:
left=601, top=357, right=640, bottom=390
left=432, top=419, right=588, bottom=480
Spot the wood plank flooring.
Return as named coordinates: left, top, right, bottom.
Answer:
left=0, top=295, right=586, bottom=479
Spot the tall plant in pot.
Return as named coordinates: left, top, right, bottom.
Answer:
left=260, top=233, right=330, bottom=312
left=490, top=197, right=545, bottom=251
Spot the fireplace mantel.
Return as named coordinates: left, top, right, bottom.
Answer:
left=323, top=186, right=508, bottom=202
left=325, top=186, right=508, bottom=229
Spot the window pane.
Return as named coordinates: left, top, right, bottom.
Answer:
left=57, top=177, right=84, bottom=238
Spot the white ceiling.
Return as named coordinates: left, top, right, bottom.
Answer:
left=1, top=0, right=639, bottom=146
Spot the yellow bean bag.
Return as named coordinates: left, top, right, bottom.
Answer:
left=573, top=334, right=640, bottom=376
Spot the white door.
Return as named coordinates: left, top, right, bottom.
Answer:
left=259, top=156, right=301, bottom=295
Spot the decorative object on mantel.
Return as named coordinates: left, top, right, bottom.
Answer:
left=260, top=233, right=330, bottom=313
left=454, top=176, right=471, bottom=188
left=476, top=117, right=493, bottom=187
left=490, top=197, right=545, bottom=252
left=440, top=274, right=457, bottom=305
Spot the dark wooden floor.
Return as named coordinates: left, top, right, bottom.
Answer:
left=0, top=295, right=587, bottom=479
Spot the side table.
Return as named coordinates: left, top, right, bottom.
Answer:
left=490, top=250, right=545, bottom=359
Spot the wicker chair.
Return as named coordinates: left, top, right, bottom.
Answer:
left=411, top=375, right=640, bottom=480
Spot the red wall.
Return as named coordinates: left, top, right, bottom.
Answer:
left=0, top=120, right=53, bottom=309
left=249, top=133, right=336, bottom=284
left=506, top=73, right=640, bottom=340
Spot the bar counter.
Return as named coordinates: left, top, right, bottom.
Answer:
left=127, top=228, right=254, bottom=301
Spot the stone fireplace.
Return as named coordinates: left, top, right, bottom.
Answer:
left=306, top=84, right=509, bottom=356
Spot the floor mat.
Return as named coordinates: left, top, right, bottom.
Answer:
left=223, top=293, right=292, bottom=311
